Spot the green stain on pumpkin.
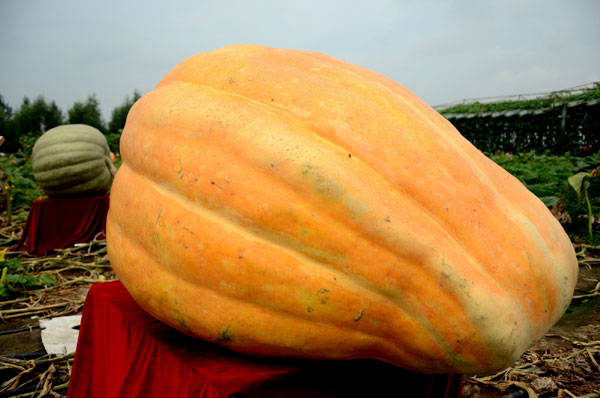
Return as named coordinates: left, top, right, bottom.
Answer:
left=217, top=325, right=232, bottom=343
left=171, top=308, right=190, bottom=332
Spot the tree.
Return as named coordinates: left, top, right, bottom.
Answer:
left=0, top=94, right=12, bottom=124
left=1, top=95, right=64, bottom=153
left=44, top=102, right=64, bottom=131
left=15, top=97, right=46, bottom=135
left=0, top=95, right=13, bottom=151
left=108, top=90, right=141, bottom=135
left=67, top=95, right=105, bottom=132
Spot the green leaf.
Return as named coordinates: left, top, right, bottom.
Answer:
left=23, top=275, right=41, bottom=287
left=7, top=273, right=41, bottom=287
left=568, top=172, right=590, bottom=197
left=6, top=273, right=28, bottom=285
left=0, top=284, right=9, bottom=300
left=521, top=169, right=539, bottom=183
left=540, top=196, right=561, bottom=207
left=39, top=273, right=57, bottom=286
left=0, top=258, right=22, bottom=271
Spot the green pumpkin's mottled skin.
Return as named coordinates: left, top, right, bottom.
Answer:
left=32, top=124, right=115, bottom=198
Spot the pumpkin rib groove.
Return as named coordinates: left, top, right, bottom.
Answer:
left=33, top=159, right=107, bottom=186
left=120, top=130, right=496, bottom=364
left=132, top=166, right=436, bottom=325
left=32, top=124, right=114, bottom=198
left=143, top=80, right=542, bottom=344
left=34, top=140, right=108, bottom=156
left=33, top=133, right=108, bottom=148
left=289, top=49, right=571, bottom=321
left=107, top=182, right=450, bottom=367
left=119, top=151, right=530, bottom=372
left=153, top=80, right=510, bottom=288
left=157, top=51, right=560, bottom=325
left=32, top=150, right=108, bottom=173
left=34, top=139, right=108, bottom=154
left=108, top=219, right=451, bottom=369
left=42, top=170, right=111, bottom=196
left=125, top=83, right=546, bottom=362
left=123, top=95, right=514, bottom=346
left=109, top=45, right=578, bottom=373
left=132, top=164, right=510, bottom=368
left=114, top=164, right=471, bottom=365
left=155, top=79, right=367, bottom=168
left=274, top=47, right=567, bottom=294
left=194, top=47, right=570, bottom=329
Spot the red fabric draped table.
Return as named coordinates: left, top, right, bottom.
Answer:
left=13, top=195, right=110, bottom=255
left=67, top=281, right=464, bottom=398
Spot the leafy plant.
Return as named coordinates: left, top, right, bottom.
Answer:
left=105, top=132, right=121, bottom=155
left=439, top=84, right=600, bottom=115
left=1, top=147, right=44, bottom=224
left=492, top=152, right=600, bottom=200
left=0, top=249, right=57, bottom=299
left=568, top=171, right=596, bottom=239
left=492, top=152, right=600, bottom=243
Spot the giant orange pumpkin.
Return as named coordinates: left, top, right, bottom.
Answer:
left=107, top=44, right=578, bottom=374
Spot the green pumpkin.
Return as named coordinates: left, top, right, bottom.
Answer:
left=32, top=124, right=116, bottom=198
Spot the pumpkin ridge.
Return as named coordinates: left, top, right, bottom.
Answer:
left=34, top=141, right=108, bottom=158
left=110, top=176, right=494, bottom=372
left=33, top=158, right=107, bottom=186
left=116, top=219, right=408, bottom=350
left=122, top=89, right=514, bottom=343
left=194, top=46, right=569, bottom=331
left=296, top=54, right=570, bottom=317
left=125, top=157, right=512, bottom=369
left=32, top=150, right=108, bottom=172
left=33, top=137, right=109, bottom=158
left=121, top=127, right=497, bottom=361
left=275, top=46, right=568, bottom=268
left=110, top=45, right=578, bottom=373
left=149, top=81, right=522, bottom=309
left=383, top=103, right=567, bottom=320
left=31, top=124, right=114, bottom=198
left=156, top=80, right=350, bottom=155
left=115, top=165, right=469, bottom=363
left=108, top=219, right=454, bottom=369
left=132, top=166, right=429, bottom=314
left=42, top=171, right=111, bottom=196
left=157, top=49, right=559, bottom=320
left=123, top=83, right=541, bottom=364
left=124, top=84, right=442, bottom=270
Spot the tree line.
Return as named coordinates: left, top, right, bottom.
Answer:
left=0, top=91, right=141, bottom=154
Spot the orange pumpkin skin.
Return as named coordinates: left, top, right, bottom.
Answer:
left=107, top=44, right=578, bottom=374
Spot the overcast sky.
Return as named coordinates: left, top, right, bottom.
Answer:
left=1, top=0, right=599, bottom=121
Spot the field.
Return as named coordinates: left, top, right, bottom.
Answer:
left=1, top=150, right=600, bottom=397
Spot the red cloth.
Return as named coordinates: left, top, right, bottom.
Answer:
left=13, top=195, right=109, bottom=255
left=68, top=281, right=463, bottom=398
